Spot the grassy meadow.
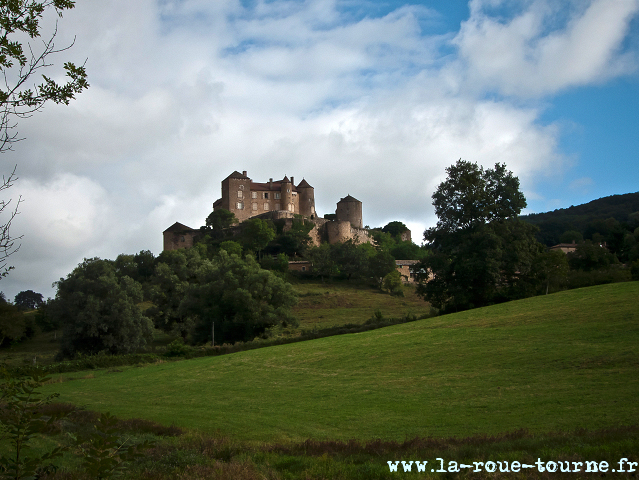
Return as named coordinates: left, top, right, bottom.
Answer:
left=40, top=281, right=639, bottom=444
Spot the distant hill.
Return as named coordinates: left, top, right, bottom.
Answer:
left=521, top=192, right=639, bottom=248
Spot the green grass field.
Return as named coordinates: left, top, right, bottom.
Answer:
left=290, top=280, right=431, bottom=329
left=41, top=281, right=639, bottom=444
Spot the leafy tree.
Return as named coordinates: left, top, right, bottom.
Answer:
left=370, top=230, right=395, bottom=252
left=260, top=252, right=289, bottom=273
left=333, top=240, right=370, bottom=280
left=390, top=240, right=427, bottom=261
left=276, top=219, right=314, bottom=257
left=418, top=160, right=541, bottom=311
left=219, top=240, right=242, bottom=256
left=306, top=243, right=338, bottom=282
left=382, top=221, right=408, bottom=239
left=13, top=290, right=43, bottom=310
left=241, top=218, right=275, bottom=259
left=559, top=230, right=583, bottom=244
left=368, top=250, right=396, bottom=289
left=148, top=248, right=203, bottom=339
left=205, top=208, right=238, bottom=238
left=532, top=249, right=570, bottom=295
left=382, top=270, right=404, bottom=297
left=53, top=258, right=153, bottom=358
left=567, top=241, right=617, bottom=272
left=0, top=301, right=27, bottom=347
left=181, top=251, right=298, bottom=344
left=0, top=0, right=89, bottom=277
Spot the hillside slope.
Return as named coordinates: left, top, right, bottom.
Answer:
left=44, top=281, right=639, bottom=442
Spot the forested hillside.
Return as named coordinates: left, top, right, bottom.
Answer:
left=522, top=192, right=639, bottom=254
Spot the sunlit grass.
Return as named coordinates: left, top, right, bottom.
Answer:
left=41, top=281, right=639, bottom=444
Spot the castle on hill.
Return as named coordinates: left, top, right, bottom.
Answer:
left=163, top=171, right=371, bottom=251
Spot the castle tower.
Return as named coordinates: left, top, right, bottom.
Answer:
left=219, top=170, right=251, bottom=222
left=296, top=178, right=315, bottom=218
left=281, top=175, right=295, bottom=213
left=335, top=195, right=362, bottom=228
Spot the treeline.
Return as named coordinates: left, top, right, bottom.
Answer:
left=522, top=191, right=639, bottom=262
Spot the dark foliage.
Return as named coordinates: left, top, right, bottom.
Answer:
left=14, top=290, right=44, bottom=310
left=419, top=160, right=542, bottom=311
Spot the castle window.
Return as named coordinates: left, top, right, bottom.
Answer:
left=264, top=193, right=269, bottom=199
left=275, top=203, right=280, bottom=210
left=252, top=192, right=257, bottom=199
left=180, top=236, right=185, bottom=242
left=236, top=202, right=244, bottom=210
left=275, top=192, right=281, bottom=199
left=237, top=190, right=243, bottom=199
left=252, top=203, right=258, bottom=211
left=239, top=185, right=244, bottom=190
left=264, top=202, right=270, bottom=210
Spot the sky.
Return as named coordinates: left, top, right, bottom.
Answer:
left=2, top=0, right=639, bottom=300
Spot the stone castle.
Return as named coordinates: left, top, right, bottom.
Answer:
left=163, top=171, right=372, bottom=251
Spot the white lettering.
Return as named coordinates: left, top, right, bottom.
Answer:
left=401, top=461, right=413, bottom=472
left=585, top=461, right=598, bottom=472
left=415, top=461, right=427, bottom=472
left=387, top=461, right=399, bottom=472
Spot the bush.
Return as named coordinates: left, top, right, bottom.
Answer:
left=164, top=338, right=193, bottom=357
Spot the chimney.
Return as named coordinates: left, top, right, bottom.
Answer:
left=242, top=170, right=247, bottom=177
left=269, top=178, right=273, bottom=189
left=291, top=176, right=294, bottom=186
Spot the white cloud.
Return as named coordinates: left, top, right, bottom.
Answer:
left=455, top=0, right=639, bottom=96
left=0, top=0, right=637, bottom=299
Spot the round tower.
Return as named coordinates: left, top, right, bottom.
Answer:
left=296, top=178, right=315, bottom=218
left=335, top=195, right=362, bottom=228
left=281, top=175, right=294, bottom=213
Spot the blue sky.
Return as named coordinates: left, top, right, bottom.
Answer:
left=2, top=0, right=639, bottom=299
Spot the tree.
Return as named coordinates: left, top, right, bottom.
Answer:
left=14, top=290, right=43, bottom=310
left=333, top=240, right=370, bottom=280
left=240, top=218, right=275, bottom=259
left=567, top=241, right=617, bottom=271
left=368, top=250, right=396, bottom=289
left=0, top=300, right=28, bottom=346
left=52, top=258, right=153, bottom=358
left=306, top=243, right=338, bottom=282
left=0, top=1, right=89, bottom=277
left=180, top=251, right=298, bottom=344
left=276, top=219, right=314, bottom=258
left=148, top=248, right=203, bottom=339
left=382, top=270, right=404, bottom=297
left=532, top=249, right=569, bottom=295
left=418, top=160, right=541, bottom=311
left=205, top=208, right=237, bottom=236
left=382, top=221, right=408, bottom=239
